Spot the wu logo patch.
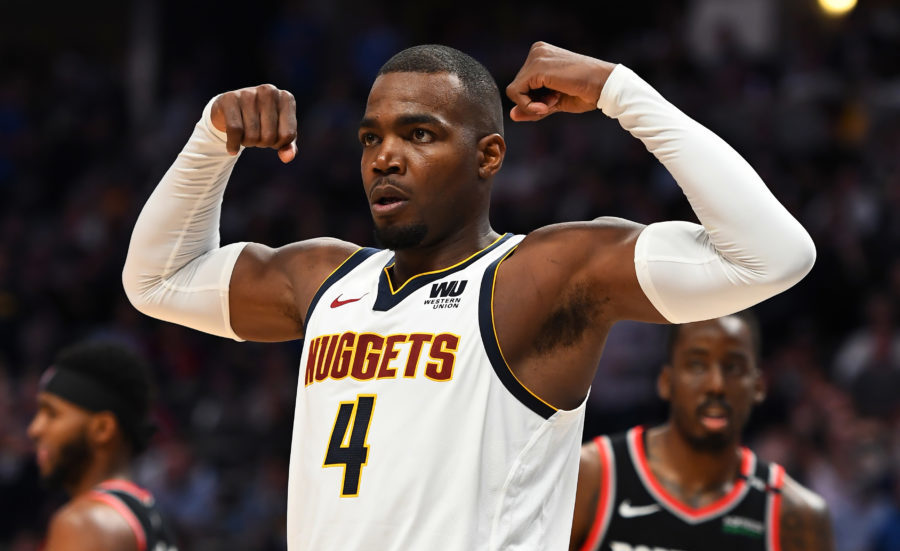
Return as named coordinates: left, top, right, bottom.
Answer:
left=424, top=280, right=467, bottom=309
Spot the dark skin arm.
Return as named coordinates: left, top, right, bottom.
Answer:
left=779, top=473, right=835, bottom=551
left=208, top=85, right=360, bottom=342
left=569, top=440, right=604, bottom=551
left=43, top=499, right=137, bottom=551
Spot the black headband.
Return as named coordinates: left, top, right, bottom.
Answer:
left=39, top=367, right=155, bottom=451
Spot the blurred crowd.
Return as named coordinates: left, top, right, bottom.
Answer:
left=1, top=0, right=899, bottom=550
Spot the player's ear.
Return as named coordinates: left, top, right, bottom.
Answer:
left=88, top=412, right=119, bottom=446
left=752, top=368, right=766, bottom=404
left=476, top=134, right=506, bottom=179
left=657, top=365, right=672, bottom=401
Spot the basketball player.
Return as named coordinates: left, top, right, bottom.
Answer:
left=122, top=42, right=816, bottom=549
left=27, top=341, right=178, bottom=551
left=570, top=312, right=834, bottom=551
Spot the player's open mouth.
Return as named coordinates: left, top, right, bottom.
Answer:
left=371, top=196, right=408, bottom=214
left=370, top=182, right=410, bottom=215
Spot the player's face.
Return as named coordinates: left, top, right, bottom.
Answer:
left=658, top=317, right=764, bottom=451
left=359, top=72, right=486, bottom=250
left=27, top=392, right=94, bottom=489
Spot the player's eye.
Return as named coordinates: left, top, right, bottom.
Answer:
left=360, top=133, right=379, bottom=147
left=687, top=360, right=707, bottom=373
left=722, top=361, right=747, bottom=376
left=412, top=129, right=433, bottom=143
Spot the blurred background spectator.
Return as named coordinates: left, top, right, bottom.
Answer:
left=1, top=0, right=898, bottom=549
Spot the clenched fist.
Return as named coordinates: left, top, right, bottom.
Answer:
left=210, top=84, right=298, bottom=163
left=506, top=42, right=617, bottom=122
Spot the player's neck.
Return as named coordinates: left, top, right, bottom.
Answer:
left=389, top=223, right=499, bottom=287
left=648, top=424, right=743, bottom=502
left=69, top=451, right=132, bottom=497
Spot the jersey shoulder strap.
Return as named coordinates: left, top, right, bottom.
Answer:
left=88, top=480, right=179, bottom=551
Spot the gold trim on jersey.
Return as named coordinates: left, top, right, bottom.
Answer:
left=384, top=233, right=508, bottom=295
left=489, top=247, right=559, bottom=412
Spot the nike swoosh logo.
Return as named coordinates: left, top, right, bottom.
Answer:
left=330, top=293, right=367, bottom=308
left=618, top=500, right=662, bottom=518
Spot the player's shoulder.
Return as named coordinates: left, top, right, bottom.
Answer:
left=275, top=237, right=365, bottom=264
left=779, top=471, right=829, bottom=517
left=776, top=472, right=835, bottom=550
left=45, top=495, right=137, bottom=551
left=579, top=430, right=628, bottom=473
left=507, top=218, right=645, bottom=279
left=520, top=217, right=645, bottom=249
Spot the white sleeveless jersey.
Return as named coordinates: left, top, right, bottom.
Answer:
left=287, top=233, right=587, bottom=550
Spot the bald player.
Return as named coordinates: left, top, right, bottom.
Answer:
left=570, top=312, right=834, bottom=551
left=28, top=342, right=177, bottom=551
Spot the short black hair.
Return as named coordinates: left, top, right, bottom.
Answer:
left=52, top=341, right=155, bottom=452
left=664, top=309, right=762, bottom=363
left=377, top=44, right=504, bottom=138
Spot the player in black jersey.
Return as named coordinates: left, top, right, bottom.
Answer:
left=570, top=311, right=834, bottom=551
left=27, top=341, right=178, bottom=551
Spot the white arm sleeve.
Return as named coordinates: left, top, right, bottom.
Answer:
left=122, top=97, right=248, bottom=340
left=598, top=65, right=816, bottom=323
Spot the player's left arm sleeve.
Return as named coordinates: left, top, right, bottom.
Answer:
left=598, top=65, right=816, bottom=323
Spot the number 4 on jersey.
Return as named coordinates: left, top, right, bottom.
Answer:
left=324, top=395, right=376, bottom=497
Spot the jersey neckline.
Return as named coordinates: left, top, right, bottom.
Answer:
left=627, top=425, right=754, bottom=524
left=373, top=233, right=512, bottom=311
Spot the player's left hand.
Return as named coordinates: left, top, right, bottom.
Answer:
left=506, top=42, right=617, bottom=122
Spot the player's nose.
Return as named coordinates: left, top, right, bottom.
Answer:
left=26, top=414, right=43, bottom=440
left=704, top=364, right=726, bottom=394
left=371, top=137, right=405, bottom=175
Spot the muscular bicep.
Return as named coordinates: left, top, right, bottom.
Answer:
left=508, top=218, right=666, bottom=325
left=229, top=238, right=360, bottom=342
left=779, top=475, right=835, bottom=551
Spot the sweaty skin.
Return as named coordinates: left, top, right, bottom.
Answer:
left=568, top=317, right=834, bottom=551
left=221, top=43, right=659, bottom=410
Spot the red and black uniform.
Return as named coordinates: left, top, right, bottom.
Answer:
left=87, top=480, right=178, bottom=551
left=578, top=426, right=785, bottom=551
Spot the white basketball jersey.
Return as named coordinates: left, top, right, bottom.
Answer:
left=287, top=233, right=587, bottom=550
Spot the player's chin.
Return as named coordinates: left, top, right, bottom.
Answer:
left=689, top=422, right=733, bottom=451
left=373, top=221, right=428, bottom=250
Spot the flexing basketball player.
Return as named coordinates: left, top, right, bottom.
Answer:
left=122, top=42, right=815, bottom=549
left=28, top=341, right=178, bottom=551
left=570, top=313, right=833, bottom=551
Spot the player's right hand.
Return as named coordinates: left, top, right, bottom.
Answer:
left=210, top=84, right=298, bottom=163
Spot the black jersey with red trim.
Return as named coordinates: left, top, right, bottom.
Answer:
left=88, top=480, right=178, bottom=551
left=578, top=426, right=785, bottom=551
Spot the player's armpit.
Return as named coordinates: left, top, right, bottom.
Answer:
left=507, top=217, right=666, bottom=325
left=229, top=238, right=361, bottom=342
left=43, top=502, right=137, bottom=551
left=778, top=474, right=835, bottom=551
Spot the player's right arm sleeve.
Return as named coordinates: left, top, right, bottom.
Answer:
left=122, top=97, right=248, bottom=341
left=598, top=65, right=816, bottom=323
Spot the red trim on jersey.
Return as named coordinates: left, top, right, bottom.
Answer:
left=630, top=426, right=751, bottom=520
left=88, top=491, right=147, bottom=551
left=579, top=436, right=614, bottom=551
left=767, top=463, right=786, bottom=551
left=96, top=479, right=153, bottom=503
